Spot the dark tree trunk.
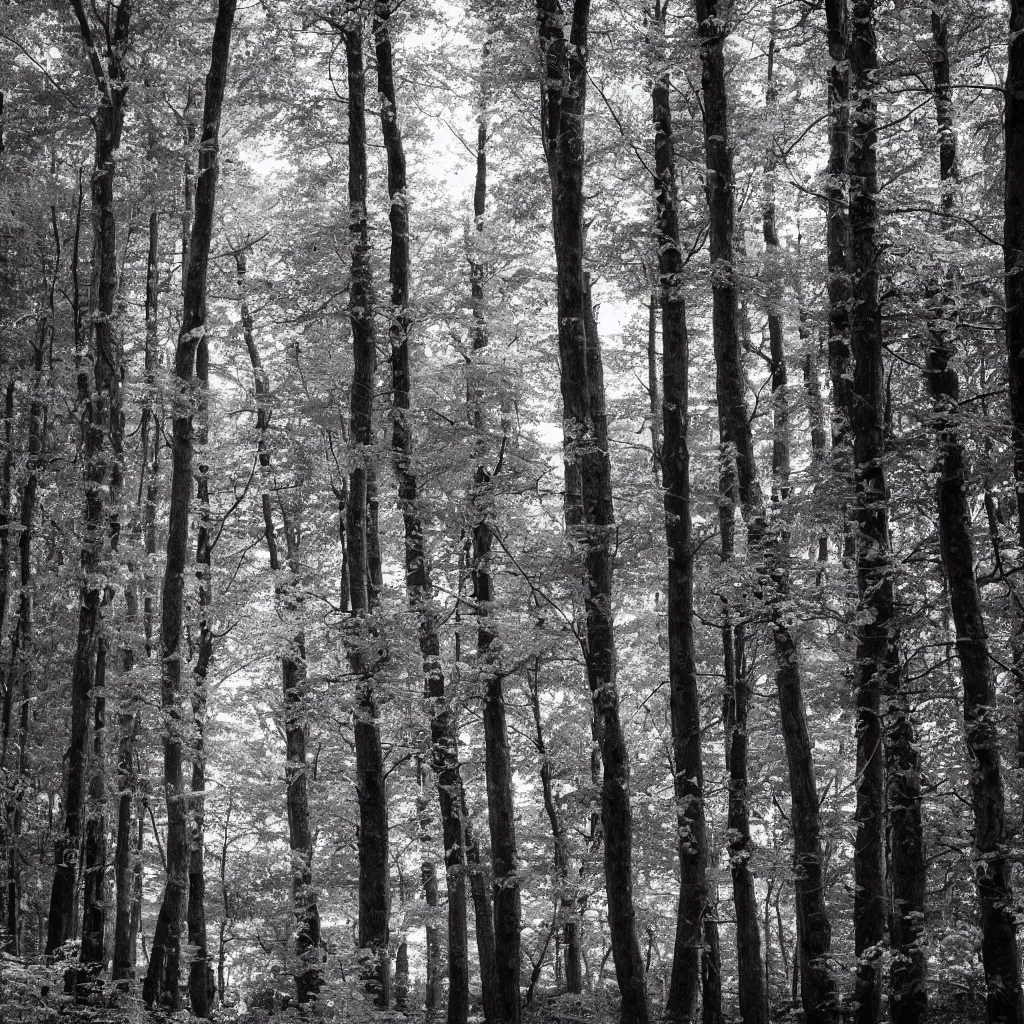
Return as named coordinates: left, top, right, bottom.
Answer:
left=537, top=4, right=649, bottom=1021
left=186, top=329, right=214, bottom=1018
left=927, top=9, right=1024, bottom=1022
left=650, top=9, right=726, bottom=1020
left=469, top=69, right=521, bottom=1024
left=373, top=6, right=478, bottom=1016
left=462, top=790, right=498, bottom=1016
left=1005, top=0, right=1024, bottom=557
left=846, top=7, right=890, bottom=1023
left=144, top=2, right=236, bottom=1008
left=48, top=0, right=131, bottom=957
left=6, top=337, right=44, bottom=953
left=692, top=3, right=837, bottom=1022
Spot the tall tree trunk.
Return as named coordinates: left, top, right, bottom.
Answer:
left=649, top=7, right=726, bottom=1021
left=372, top=6, right=478, bottom=1016
left=237, top=245, right=323, bottom=1003
left=927, top=9, right=1024, bottom=1022
left=187, top=330, right=214, bottom=1017
left=1005, top=0, right=1024, bottom=558
left=825, top=0, right=853, bottom=444
left=692, top=3, right=837, bottom=1022
left=144, top=2, right=236, bottom=1007
left=113, top=209, right=158, bottom=984
left=334, top=14, right=393, bottom=1008
left=6, top=335, right=44, bottom=953
left=47, top=0, right=131, bottom=956
left=537, top=4, right=649, bottom=1021
left=846, top=6, right=889, bottom=1023
left=469, top=62, right=521, bottom=1024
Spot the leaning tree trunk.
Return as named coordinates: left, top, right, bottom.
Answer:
left=373, top=6, right=477, bottom=1015
left=537, top=4, right=649, bottom=1021
left=47, top=0, right=131, bottom=957
left=649, top=6, right=726, bottom=1021
left=237, top=244, right=322, bottom=1003
left=468, top=60, right=521, bottom=1024
left=692, top=2, right=837, bottom=1022
left=846, top=6, right=891, bottom=1023
left=144, top=1, right=236, bottom=1008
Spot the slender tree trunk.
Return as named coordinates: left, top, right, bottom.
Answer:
left=48, top=0, right=131, bottom=957
left=113, top=210, right=158, bottom=984
left=186, top=330, right=214, bottom=1017
left=825, top=0, right=852, bottom=443
left=469, top=64, right=521, bottom=1024
left=650, top=8, right=725, bottom=1020
left=236, top=244, right=323, bottom=1003
left=692, top=3, right=837, bottom=1022
left=846, top=7, right=889, bottom=1023
left=537, top=5, right=649, bottom=1020
left=1005, top=0, right=1024, bottom=557
left=6, top=336, right=44, bottom=953
left=144, top=2, right=236, bottom=1007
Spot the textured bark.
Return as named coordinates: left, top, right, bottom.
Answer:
left=650, top=10, right=724, bottom=1020
left=1006, top=0, right=1024, bottom=556
left=48, top=0, right=131, bottom=957
left=144, top=1, right=236, bottom=1007
left=692, top=3, right=837, bottom=1022
left=537, top=4, right=648, bottom=1020
left=469, top=70, right=521, bottom=1024
left=846, top=7, right=889, bottom=1023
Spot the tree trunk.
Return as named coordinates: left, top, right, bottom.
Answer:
left=1005, top=0, right=1024, bottom=558
left=692, top=3, right=837, bottom=1022
left=537, top=4, right=649, bottom=1021
left=144, top=1, right=236, bottom=1007
left=469, top=67, right=521, bottom=1024
left=186, top=328, right=214, bottom=1018
left=649, top=8, right=725, bottom=1020
left=113, top=209, right=158, bottom=984
left=48, top=0, right=131, bottom=957
left=6, top=335, right=44, bottom=953
left=928, top=9, right=1023, bottom=1022
left=235, top=242, right=323, bottom=1003
left=846, top=6, right=890, bottom=1023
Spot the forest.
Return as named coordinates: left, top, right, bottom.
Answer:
left=1, top=0, right=1023, bottom=1021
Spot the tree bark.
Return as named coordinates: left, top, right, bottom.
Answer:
left=47, top=0, right=131, bottom=957
left=537, top=4, right=649, bottom=1021
left=691, top=3, right=837, bottom=1022
left=1005, top=0, right=1024, bottom=557
left=846, top=6, right=890, bottom=1023
left=469, top=64, right=521, bottom=1024
left=144, top=1, right=236, bottom=1007
left=649, top=8, right=725, bottom=1020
